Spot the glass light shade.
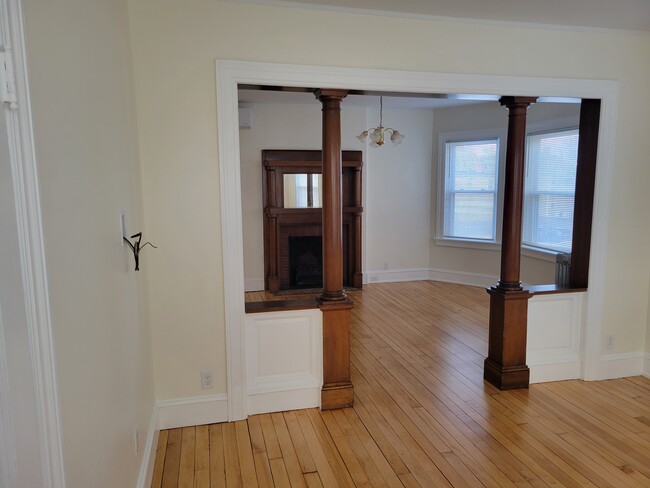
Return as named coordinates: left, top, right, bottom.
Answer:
left=356, top=131, right=368, bottom=143
left=369, top=128, right=384, bottom=146
left=390, top=130, right=405, bottom=145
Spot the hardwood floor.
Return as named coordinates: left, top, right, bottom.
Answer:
left=153, top=281, right=650, bottom=487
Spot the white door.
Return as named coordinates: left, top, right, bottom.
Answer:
left=0, top=105, right=44, bottom=487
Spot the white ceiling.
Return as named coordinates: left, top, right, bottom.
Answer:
left=229, top=0, right=650, bottom=32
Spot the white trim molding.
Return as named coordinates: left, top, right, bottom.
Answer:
left=365, top=267, right=430, bottom=284
left=644, top=353, right=650, bottom=378
left=136, top=406, right=159, bottom=488
left=215, top=59, right=618, bottom=414
left=428, top=268, right=498, bottom=288
left=157, top=394, right=229, bottom=430
left=245, top=308, right=322, bottom=415
left=527, top=292, right=583, bottom=383
left=597, top=352, right=645, bottom=380
left=1, top=0, right=65, bottom=486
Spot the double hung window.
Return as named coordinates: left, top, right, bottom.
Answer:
left=441, top=138, right=500, bottom=242
left=522, top=129, right=579, bottom=253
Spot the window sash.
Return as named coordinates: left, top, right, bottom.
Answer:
left=523, top=129, right=579, bottom=253
left=443, top=139, right=499, bottom=241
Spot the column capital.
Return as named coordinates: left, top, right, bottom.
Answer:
left=499, top=96, right=538, bottom=108
left=314, top=89, right=348, bottom=102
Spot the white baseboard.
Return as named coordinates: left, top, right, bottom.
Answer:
left=245, top=278, right=265, bottom=292
left=247, top=387, right=320, bottom=416
left=156, top=394, right=228, bottom=430
left=364, top=268, right=430, bottom=284
left=597, top=352, right=644, bottom=380
left=136, top=405, right=159, bottom=488
left=428, top=267, right=498, bottom=288
left=529, top=359, right=581, bottom=384
left=643, top=353, right=650, bottom=378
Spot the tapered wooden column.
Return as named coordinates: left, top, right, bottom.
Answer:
left=315, top=89, right=354, bottom=409
left=484, top=96, right=537, bottom=390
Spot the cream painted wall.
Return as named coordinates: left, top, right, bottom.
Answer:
left=430, top=102, right=581, bottom=285
left=22, top=0, right=154, bottom=486
left=239, top=101, right=367, bottom=287
left=364, top=107, right=433, bottom=273
left=128, top=0, right=650, bottom=399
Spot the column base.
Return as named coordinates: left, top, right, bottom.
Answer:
left=321, top=382, right=354, bottom=410
left=484, top=358, right=530, bottom=390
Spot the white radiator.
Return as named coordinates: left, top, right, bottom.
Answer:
left=555, top=253, right=571, bottom=287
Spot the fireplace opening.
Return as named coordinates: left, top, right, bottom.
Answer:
left=289, top=236, right=323, bottom=289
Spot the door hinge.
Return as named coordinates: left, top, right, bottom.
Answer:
left=0, top=51, right=17, bottom=105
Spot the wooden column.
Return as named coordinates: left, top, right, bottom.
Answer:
left=353, top=166, right=363, bottom=289
left=484, top=96, right=537, bottom=390
left=569, top=99, right=601, bottom=289
left=315, top=89, right=354, bottom=409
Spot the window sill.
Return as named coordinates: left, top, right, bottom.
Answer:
left=521, top=245, right=561, bottom=263
left=434, top=238, right=501, bottom=252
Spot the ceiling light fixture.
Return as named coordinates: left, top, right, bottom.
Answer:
left=357, top=96, right=405, bottom=147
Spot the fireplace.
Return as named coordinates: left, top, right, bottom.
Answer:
left=289, top=236, right=323, bottom=289
left=263, top=150, right=363, bottom=292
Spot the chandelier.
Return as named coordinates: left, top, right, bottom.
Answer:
left=356, top=96, right=405, bottom=147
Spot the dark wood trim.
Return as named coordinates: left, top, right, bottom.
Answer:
left=315, top=89, right=354, bottom=410
left=485, top=96, right=537, bottom=391
left=244, top=298, right=319, bottom=314
left=528, top=284, right=587, bottom=295
left=497, top=96, right=537, bottom=291
left=570, top=99, right=601, bottom=289
left=262, top=150, right=363, bottom=292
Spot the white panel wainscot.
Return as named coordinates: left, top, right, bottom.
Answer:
left=527, top=292, right=584, bottom=383
left=245, top=308, right=322, bottom=415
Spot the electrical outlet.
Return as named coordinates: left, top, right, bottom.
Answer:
left=201, top=370, right=214, bottom=390
left=605, top=334, right=615, bottom=350
left=383, top=262, right=389, bottom=270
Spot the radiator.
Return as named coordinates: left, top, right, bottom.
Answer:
left=555, top=252, right=571, bottom=287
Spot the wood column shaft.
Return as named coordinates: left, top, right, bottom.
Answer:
left=484, top=96, right=537, bottom=391
left=316, top=89, right=347, bottom=301
left=498, top=96, right=537, bottom=291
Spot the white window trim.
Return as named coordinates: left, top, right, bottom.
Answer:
left=436, top=127, right=507, bottom=247
left=522, top=120, right=580, bottom=254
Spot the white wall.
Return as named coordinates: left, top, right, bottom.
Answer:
left=128, top=0, right=650, bottom=400
left=22, top=0, right=154, bottom=486
left=364, top=107, right=433, bottom=276
left=430, top=102, right=581, bottom=285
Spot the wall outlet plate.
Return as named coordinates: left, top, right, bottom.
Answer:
left=201, top=370, right=214, bottom=390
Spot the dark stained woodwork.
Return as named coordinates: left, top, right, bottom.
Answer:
left=315, top=89, right=354, bottom=410
left=244, top=298, right=319, bottom=314
left=319, top=299, right=354, bottom=410
left=498, top=96, right=538, bottom=291
left=484, top=96, right=537, bottom=391
left=316, top=89, right=348, bottom=302
left=262, top=150, right=363, bottom=292
left=570, top=99, right=601, bottom=289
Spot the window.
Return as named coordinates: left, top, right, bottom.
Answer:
left=442, top=138, right=500, bottom=241
left=523, top=129, right=579, bottom=252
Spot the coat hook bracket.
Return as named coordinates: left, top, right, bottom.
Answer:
left=123, top=232, right=157, bottom=271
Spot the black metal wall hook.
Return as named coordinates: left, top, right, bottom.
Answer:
left=123, top=232, right=157, bottom=271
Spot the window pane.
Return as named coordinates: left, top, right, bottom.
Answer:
left=444, top=139, right=498, bottom=241
left=523, top=129, right=578, bottom=252
left=449, top=193, right=496, bottom=240
left=451, top=141, right=497, bottom=191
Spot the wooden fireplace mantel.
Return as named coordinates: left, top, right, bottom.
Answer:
left=262, top=149, right=363, bottom=292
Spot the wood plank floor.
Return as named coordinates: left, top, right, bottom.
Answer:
left=153, top=281, right=650, bottom=487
